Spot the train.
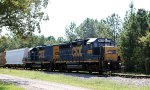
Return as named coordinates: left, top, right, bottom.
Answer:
left=0, top=38, right=121, bottom=74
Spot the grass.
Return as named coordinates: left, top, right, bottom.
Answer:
left=0, top=68, right=150, bottom=90
left=0, top=81, right=24, bottom=90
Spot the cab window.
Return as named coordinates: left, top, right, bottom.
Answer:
left=87, top=44, right=92, bottom=49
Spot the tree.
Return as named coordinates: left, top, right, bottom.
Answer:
left=140, top=31, right=150, bottom=58
left=120, top=3, right=140, bottom=72
left=120, top=2, right=150, bottom=72
left=0, top=0, right=49, bottom=38
left=0, top=34, right=52, bottom=51
left=140, top=31, right=150, bottom=74
left=136, top=9, right=149, bottom=36
left=57, top=37, right=65, bottom=43
left=0, top=36, right=9, bottom=52
left=65, top=22, right=77, bottom=41
left=96, top=19, right=111, bottom=38
left=106, top=13, right=122, bottom=45
left=75, top=17, right=121, bottom=40
left=75, top=18, right=97, bottom=39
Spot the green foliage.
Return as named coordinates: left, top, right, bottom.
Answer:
left=0, top=34, right=66, bottom=51
left=0, top=81, right=24, bottom=90
left=57, top=37, right=66, bottom=43
left=106, top=13, right=122, bottom=44
left=140, top=31, right=150, bottom=58
left=66, top=16, right=122, bottom=41
left=0, top=0, right=49, bottom=38
left=65, top=22, right=77, bottom=41
left=120, top=4, right=150, bottom=73
left=95, top=19, right=112, bottom=38
left=140, top=31, right=150, bottom=43
left=76, top=18, right=97, bottom=39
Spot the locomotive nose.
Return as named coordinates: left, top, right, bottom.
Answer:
left=104, top=46, right=118, bottom=61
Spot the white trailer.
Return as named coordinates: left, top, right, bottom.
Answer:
left=6, top=48, right=29, bottom=65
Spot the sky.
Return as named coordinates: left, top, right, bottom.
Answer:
left=39, top=0, right=150, bottom=38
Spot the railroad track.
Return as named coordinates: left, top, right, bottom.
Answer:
left=107, top=73, right=150, bottom=79
left=1, top=67, right=150, bottom=79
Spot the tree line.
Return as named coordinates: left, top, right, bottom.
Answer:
left=65, top=14, right=122, bottom=45
left=0, top=34, right=65, bottom=51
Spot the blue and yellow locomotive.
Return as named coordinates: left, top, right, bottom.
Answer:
left=25, top=38, right=121, bottom=73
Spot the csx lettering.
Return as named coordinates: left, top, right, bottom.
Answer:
left=72, top=47, right=82, bottom=56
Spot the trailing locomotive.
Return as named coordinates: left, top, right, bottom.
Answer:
left=0, top=38, right=121, bottom=73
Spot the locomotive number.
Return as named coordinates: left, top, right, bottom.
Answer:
left=39, top=51, right=45, bottom=58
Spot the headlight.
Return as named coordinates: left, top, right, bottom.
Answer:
left=108, top=62, right=110, bottom=65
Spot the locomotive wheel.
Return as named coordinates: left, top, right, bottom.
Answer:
left=67, top=70, right=72, bottom=73
left=88, top=64, right=93, bottom=74
left=46, top=63, right=53, bottom=72
left=89, top=71, right=92, bottom=74
left=99, top=70, right=103, bottom=74
left=29, top=64, right=33, bottom=70
left=98, top=61, right=103, bottom=74
left=48, top=67, right=53, bottom=72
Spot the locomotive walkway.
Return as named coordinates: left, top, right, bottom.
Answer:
left=0, top=74, right=91, bottom=90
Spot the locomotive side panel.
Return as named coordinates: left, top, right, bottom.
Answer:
left=26, top=46, right=54, bottom=70
left=58, top=43, right=72, bottom=61
left=53, top=45, right=59, bottom=62
left=44, top=46, right=53, bottom=62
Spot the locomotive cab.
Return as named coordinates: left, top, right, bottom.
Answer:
left=87, top=38, right=121, bottom=71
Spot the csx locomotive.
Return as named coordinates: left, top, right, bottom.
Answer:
left=0, top=38, right=121, bottom=73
